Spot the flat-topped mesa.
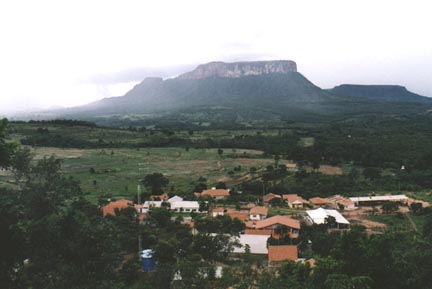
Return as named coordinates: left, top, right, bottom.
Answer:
left=177, top=60, right=297, bottom=80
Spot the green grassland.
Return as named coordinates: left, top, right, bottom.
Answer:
left=24, top=146, right=275, bottom=203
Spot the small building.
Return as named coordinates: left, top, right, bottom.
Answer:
left=326, top=195, right=356, bottom=211
left=349, top=194, right=408, bottom=206
left=306, top=208, right=350, bottom=229
left=197, top=188, right=230, bottom=200
left=170, top=201, right=200, bottom=213
left=249, top=206, right=268, bottom=220
left=268, top=245, right=298, bottom=266
left=247, top=215, right=301, bottom=239
left=102, top=199, right=132, bottom=216
left=211, top=207, right=226, bottom=217
left=285, top=163, right=298, bottom=171
left=263, top=193, right=282, bottom=204
left=309, top=197, right=329, bottom=207
left=227, top=210, right=249, bottom=222
left=167, top=195, right=183, bottom=204
left=283, top=194, right=309, bottom=209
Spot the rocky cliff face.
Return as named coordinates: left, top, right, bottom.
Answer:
left=177, top=60, right=297, bottom=80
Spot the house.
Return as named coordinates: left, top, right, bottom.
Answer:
left=282, top=194, right=308, bottom=209
left=170, top=201, right=200, bottom=213
left=263, top=193, right=282, bottom=204
left=167, top=195, right=183, bottom=204
left=285, top=163, right=298, bottom=171
left=268, top=245, right=298, bottom=266
left=247, top=215, right=301, bottom=239
left=306, top=208, right=350, bottom=229
left=227, top=210, right=249, bottom=222
left=102, top=199, right=132, bottom=216
left=233, top=234, right=270, bottom=254
left=309, top=197, right=329, bottom=207
left=197, top=188, right=230, bottom=200
left=326, top=195, right=356, bottom=211
left=349, top=194, right=408, bottom=206
left=249, top=206, right=269, bottom=220
left=211, top=207, right=226, bottom=217
left=149, top=193, right=169, bottom=201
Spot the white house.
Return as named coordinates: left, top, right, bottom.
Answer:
left=306, top=208, right=350, bottom=229
left=170, top=201, right=200, bottom=212
left=168, top=195, right=183, bottom=204
left=248, top=206, right=268, bottom=221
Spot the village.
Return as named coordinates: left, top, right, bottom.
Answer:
left=102, top=184, right=428, bottom=274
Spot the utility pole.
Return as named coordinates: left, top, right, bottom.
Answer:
left=137, top=185, right=142, bottom=257
left=137, top=184, right=141, bottom=205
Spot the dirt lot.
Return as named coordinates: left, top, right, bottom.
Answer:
left=305, top=165, right=343, bottom=175
left=32, top=147, right=85, bottom=159
left=343, top=206, right=387, bottom=230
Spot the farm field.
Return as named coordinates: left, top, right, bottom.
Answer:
left=21, top=146, right=275, bottom=203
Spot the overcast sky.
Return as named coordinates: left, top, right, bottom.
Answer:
left=1, top=0, right=431, bottom=113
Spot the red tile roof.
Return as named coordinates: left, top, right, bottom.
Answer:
left=263, top=193, right=282, bottom=203
left=309, top=197, right=329, bottom=205
left=268, top=245, right=298, bottom=262
left=102, top=199, right=132, bottom=216
left=254, top=215, right=300, bottom=230
left=228, top=212, right=249, bottom=221
left=201, top=189, right=230, bottom=197
left=285, top=163, right=297, bottom=169
left=249, top=206, right=269, bottom=216
left=282, top=194, right=308, bottom=204
left=244, top=229, right=272, bottom=235
left=212, top=208, right=225, bottom=213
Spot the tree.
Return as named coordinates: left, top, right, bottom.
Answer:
left=141, top=172, right=169, bottom=194
left=217, top=148, right=224, bottom=157
left=149, top=207, right=172, bottom=227
left=382, top=202, right=399, bottom=214
left=9, top=146, right=33, bottom=188
left=362, top=167, right=382, bottom=180
left=325, top=215, right=337, bottom=229
left=410, top=202, right=423, bottom=214
left=0, top=118, right=14, bottom=168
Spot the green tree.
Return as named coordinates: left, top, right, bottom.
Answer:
left=381, top=202, right=399, bottom=214
left=141, top=172, right=169, bottom=194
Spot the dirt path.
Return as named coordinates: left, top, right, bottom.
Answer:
left=404, top=213, right=418, bottom=232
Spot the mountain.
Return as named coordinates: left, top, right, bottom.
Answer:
left=20, top=61, right=432, bottom=127
left=327, top=84, right=432, bottom=104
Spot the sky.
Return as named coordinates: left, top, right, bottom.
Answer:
left=1, top=0, right=431, bottom=113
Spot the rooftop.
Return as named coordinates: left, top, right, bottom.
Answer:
left=253, top=215, right=301, bottom=230
left=102, top=199, right=132, bottom=216
left=309, top=197, right=329, bottom=205
left=201, top=188, right=230, bottom=197
left=349, top=195, right=408, bottom=202
left=306, top=208, right=349, bottom=225
left=249, top=206, right=269, bottom=216
left=268, top=245, right=298, bottom=262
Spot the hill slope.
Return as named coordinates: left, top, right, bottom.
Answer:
left=327, top=84, right=432, bottom=104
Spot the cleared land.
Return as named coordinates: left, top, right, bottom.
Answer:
left=18, top=147, right=274, bottom=202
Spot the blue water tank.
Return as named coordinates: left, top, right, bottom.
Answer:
left=141, top=249, right=155, bottom=272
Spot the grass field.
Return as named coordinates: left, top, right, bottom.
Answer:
left=22, top=147, right=275, bottom=203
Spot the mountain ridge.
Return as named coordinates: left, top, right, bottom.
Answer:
left=10, top=60, right=432, bottom=126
